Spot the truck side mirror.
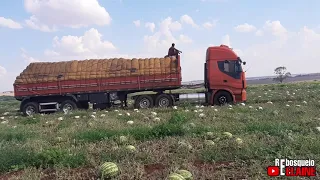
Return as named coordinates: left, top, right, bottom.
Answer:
left=243, top=61, right=246, bottom=65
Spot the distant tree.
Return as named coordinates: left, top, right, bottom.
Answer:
left=273, top=66, right=291, bottom=83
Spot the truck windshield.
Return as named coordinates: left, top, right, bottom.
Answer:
left=220, top=60, right=243, bottom=73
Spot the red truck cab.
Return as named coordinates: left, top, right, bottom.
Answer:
left=204, top=45, right=247, bottom=105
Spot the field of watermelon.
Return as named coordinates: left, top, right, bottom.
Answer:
left=0, top=82, right=320, bottom=179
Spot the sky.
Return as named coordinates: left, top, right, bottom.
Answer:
left=1, top=0, right=320, bottom=91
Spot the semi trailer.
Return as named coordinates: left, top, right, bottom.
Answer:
left=13, top=45, right=247, bottom=115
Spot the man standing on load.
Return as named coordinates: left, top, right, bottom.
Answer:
left=168, top=43, right=182, bottom=59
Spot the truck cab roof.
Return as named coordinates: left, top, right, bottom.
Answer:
left=206, top=45, right=238, bottom=61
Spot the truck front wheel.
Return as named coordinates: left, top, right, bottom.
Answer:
left=134, top=95, right=154, bottom=109
left=155, top=94, right=173, bottom=108
left=214, top=91, right=232, bottom=105
left=22, top=102, right=39, bottom=116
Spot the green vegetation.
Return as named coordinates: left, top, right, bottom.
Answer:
left=0, top=81, right=319, bottom=179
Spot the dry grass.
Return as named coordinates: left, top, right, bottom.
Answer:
left=0, top=82, right=320, bottom=179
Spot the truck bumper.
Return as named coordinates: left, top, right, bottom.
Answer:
left=241, top=89, right=247, bottom=102
left=235, top=89, right=247, bottom=103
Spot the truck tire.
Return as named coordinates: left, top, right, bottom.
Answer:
left=134, top=95, right=154, bottom=109
left=60, top=100, right=77, bottom=112
left=155, top=94, right=173, bottom=108
left=214, top=91, right=232, bottom=106
left=22, top=102, right=39, bottom=116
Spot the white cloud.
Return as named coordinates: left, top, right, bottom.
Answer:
left=133, top=20, right=141, bottom=27
left=298, top=26, right=320, bottom=50
left=182, top=48, right=205, bottom=81
left=240, top=25, right=320, bottom=77
left=179, top=35, right=193, bottom=43
left=145, top=22, right=156, bottom=32
left=143, top=17, right=190, bottom=52
left=233, top=21, right=286, bottom=38
left=233, top=49, right=244, bottom=57
left=180, top=15, right=198, bottom=28
left=263, top=20, right=287, bottom=37
left=24, top=0, right=112, bottom=31
left=141, top=16, right=215, bottom=82
left=255, top=30, right=263, bottom=36
left=169, top=21, right=182, bottom=31
left=216, top=35, right=243, bottom=56
left=202, top=21, right=216, bottom=29
left=222, top=34, right=231, bottom=47
left=21, top=48, right=40, bottom=63
left=44, top=49, right=60, bottom=56
left=300, top=26, right=320, bottom=41
left=0, top=67, right=16, bottom=92
left=177, top=31, right=232, bottom=81
left=0, top=17, right=22, bottom=29
left=234, top=23, right=256, bottom=33
left=0, top=66, right=7, bottom=77
left=25, top=16, right=57, bottom=32
left=45, top=28, right=116, bottom=59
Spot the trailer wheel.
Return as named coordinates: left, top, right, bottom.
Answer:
left=60, top=100, right=77, bottom=112
left=22, top=102, right=39, bottom=116
left=214, top=91, right=232, bottom=106
left=134, top=95, right=154, bottom=109
left=155, top=94, right=173, bottom=108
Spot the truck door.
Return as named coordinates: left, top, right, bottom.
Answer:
left=213, top=60, right=243, bottom=91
